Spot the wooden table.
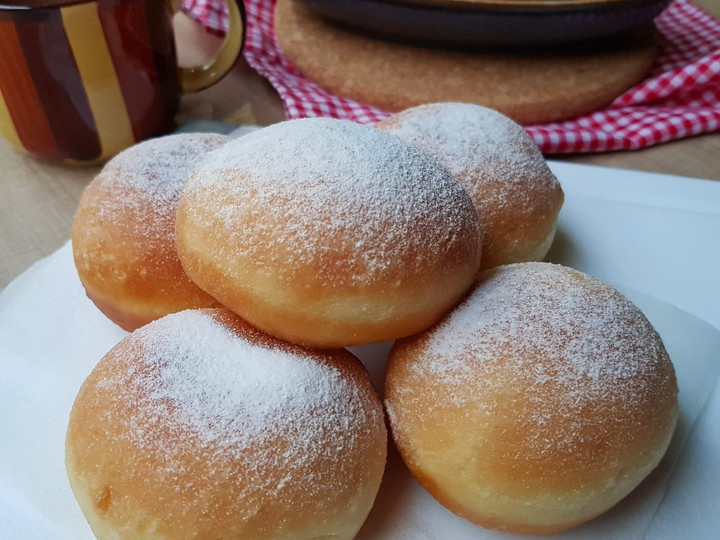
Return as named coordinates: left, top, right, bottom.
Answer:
left=1, top=3, right=719, bottom=290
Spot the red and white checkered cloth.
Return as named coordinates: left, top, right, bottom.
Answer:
left=184, top=0, right=720, bottom=153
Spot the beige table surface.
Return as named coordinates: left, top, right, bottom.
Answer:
left=1, top=2, right=719, bottom=290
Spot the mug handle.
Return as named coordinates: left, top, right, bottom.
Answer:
left=174, top=0, right=245, bottom=93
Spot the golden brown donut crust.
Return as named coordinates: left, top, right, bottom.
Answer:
left=66, top=308, right=387, bottom=540
left=377, top=103, right=564, bottom=270
left=176, top=118, right=483, bottom=348
left=72, top=133, right=229, bottom=331
left=385, top=263, right=678, bottom=533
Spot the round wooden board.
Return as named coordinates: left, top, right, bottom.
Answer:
left=274, top=0, right=659, bottom=124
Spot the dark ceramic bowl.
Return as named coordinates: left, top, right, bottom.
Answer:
left=296, top=0, right=672, bottom=46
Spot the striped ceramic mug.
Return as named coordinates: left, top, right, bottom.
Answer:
left=0, top=0, right=244, bottom=163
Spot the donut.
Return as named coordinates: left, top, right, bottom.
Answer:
left=176, top=117, right=483, bottom=348
left=72, top=133, right=229, bottom=331
left=385, top=263, right=678, bottom=534
left=65, top=308, right=387, bottom=540
left=376, top=103, right=564, bottom=270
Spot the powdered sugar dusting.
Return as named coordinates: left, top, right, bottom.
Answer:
left=377, top=102, right=561, bottom=217
left=96, top=309, right=381, bottom=500
left=103, top=133, right=230, bottom=203
left=182, top=118, right=481, bottom=285
left=95, top=133, right=229, bottom=245
left=423, top=263, right=666, bottom=386
left=377, top=103, right=546, bottom=182
left=393, top=263, right=675, bottom=455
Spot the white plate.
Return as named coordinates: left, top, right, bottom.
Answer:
left=1, top=247, right=719, bottom=539
left=545, top=161, right=720, bottom=331
left=2, top=162, right=720, bottom=538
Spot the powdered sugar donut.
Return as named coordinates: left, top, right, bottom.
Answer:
left=385, top=263, right=678, bottom=534
left=72, top=133, right=229, bottom=330
left=176, top=118, right=483, bottom=348
left=66, top=308, right=387, bottom=540
left=376, top=103, right=564, bottom=269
